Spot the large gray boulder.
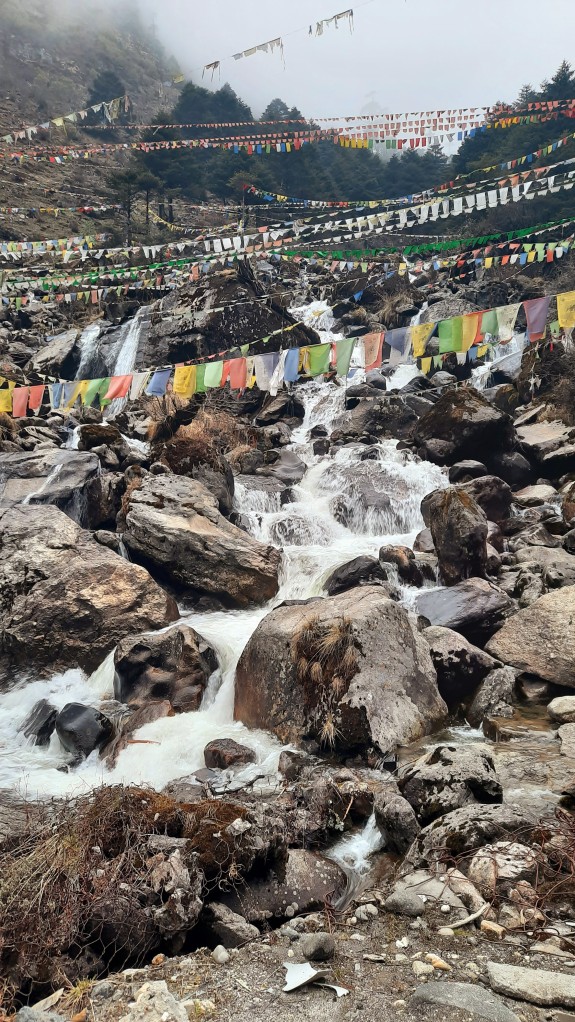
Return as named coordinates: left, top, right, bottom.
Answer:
left=0, top=505, right=178, bottom=676
left=123, top=474, right=281, bottom=608
left=114, top=625, right=218, bottom=712
left=234, top=586, right=447, bottom=754
left=415, top=388, right=515, bottom=464
left=467, top=666, right=517, bottom=727
left=398, top=744, right=502, bottom=825
left=406, top=802, right=537, bottom=867
left=416, top=578, right=515, bottom=644
left=423, top=625, right=498, bottom=707
left=0, top=449, right=99, bottom=524
left=421, top=487, right=488, bottom=585
left=28, top=328, right=79, bottom=375
left=486, top=586, right=575, bottom=687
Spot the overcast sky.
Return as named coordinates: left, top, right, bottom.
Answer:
left=138, top=0, right=575, bottom=118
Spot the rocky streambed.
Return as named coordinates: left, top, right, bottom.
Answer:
left=2, top=297, right=575, bottom=1018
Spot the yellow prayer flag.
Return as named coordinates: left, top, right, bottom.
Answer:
left=0, top=389, right=12, bottom=412
left=557, top=291, right=575, bottom=329
left=462, top=313, right=481, bottom=352
left=173, top=365, right=197, bottom=398
left=485, top=257, right=493, bottom=269
left=527, top=251, right=536, bottom=263
left=477, top=344, right=489, bottom=358
left=420, top=357, right=432, bottom=376
left=410, top=323, right=435, bottom=358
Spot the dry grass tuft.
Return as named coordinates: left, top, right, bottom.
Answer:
left=290, top=615, right=358, bottom=748
left=155, top=409, right=257, bottom=474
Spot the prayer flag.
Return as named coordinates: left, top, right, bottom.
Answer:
left=28, top=385, right=45, bottom=412
left=557, top=291, right=575, bottom=329
left=204, top=361, right=224, bottom=388
left=308, top=343, right=331, bottom=377
left=524, top=296, right=551, bottom=341
left=146, top=369, right=172, bottom=396
left=363, top=331, right=384, bottom=370
left=12, top=387, right=29, bottom=417
left=174, top=365, right=197, bottom=398
left=410, top=323, right=435, bottom=358
left=335, top=337, right=356, bottom=378
left=105, top=375, right=132, bottom=400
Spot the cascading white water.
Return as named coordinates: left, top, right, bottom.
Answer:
left=75, top=321, right=102, bottom=380
left=105, top=307, right=151, bottom=417
left=0, top=376, right=445, bottom=799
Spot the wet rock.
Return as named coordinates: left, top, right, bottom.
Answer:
left=415, top=389, right=515, bottom=465
left=324, top=555, right=388, bottom=596
left=514, top=545, right=575, bottom=589
left=383, top=890, right=425, bottom=917
left=278, top=749, right=311, bottom=780
left=85, top=472, right=125, bottom=530
left=515, top=484, right=558, bottom=507
left=466, top=667, right=517, bottom=728
left=336, top=394, right=418, bottom=442
left=411, top=981, right=520, bottom=1022
left=298, top=932, right=335, bottom=961
left=257, top=450, right=306, bottom=486
left=399, top=744, right=502, bottom=825
left=423, top=625, right=498, bottom=707
left=488, top=450, right=533, bottom=488
left=222, top=848, right=346, bottom=923
left=0, top=505, right=177, bottom=676
left=414, top=527, right=435, bottom=553
left=123, top=474, right=280, bottom=608
left=508, top=523, right=561, bottom=551
left=406, top=803, right=537, bottom=867
left=19, top=699, right=57, bottom=747
left=548, top=696, right=575, bottom=724
left=78, top=422, right=123, bottom=450
left=460, top=476, right=513, bottom=526
left=55, top=703, right=114, bottom=760
left=379, top=544, right=424, bottom=586
left=114, top=625, right=218, bottom=712
left=235, top=474, right=292, bottom=506
left=449, top=460, right=488, bottom=483
left=234, top=585, right=447, bottom=754
left=487, top=962, right=575, bottom=1008
left=254, top=392, right=304, bottom=426
left=204, top=739, right=256, bottom=770
left=416, top=578, right=514, bottom=645
left=467, top=841, right=537, bottom=899
left=0, top=448, right=99, bottom=520
left=421, top=487, right=488, bottom=585
left=564, top=529, right=575, bottom=553
left=374, top=788, right=421, bottom=855
left=203, top=903, right=259, bottom=947
left=486, top=586, right=575, bottom=687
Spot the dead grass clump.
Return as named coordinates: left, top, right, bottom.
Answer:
left=290, top=615, right=358, bottom=748
left=0, top=412, right=16, bottom=440
left=156, top=410, right=256, bottom=474
left=119, top=469, right=143, bottom=523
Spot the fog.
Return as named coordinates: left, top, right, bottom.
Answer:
left=134, top=0, right=575, bottom=117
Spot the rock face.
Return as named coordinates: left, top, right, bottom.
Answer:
left=114, top=625, right=218, bottom=712
left=235, top=586, right=447, bottom=754
left=28, top=328, right=79, bottom=375
left=0, top=449, right=99, bottom=522
left=486, top=587, right=575, bottom=687
left=0, top=505, right=178, bottom=675
left=417, top=579, right=514, bottom=644
left=415, top=389, right=515, bottom=465
left=421, top=487, right=488, bottom=585
left=123, top=474, right=281, bottom=608
left=423, top=626, right=498, bottom=707
left=398, top=745, right=502, bottom=825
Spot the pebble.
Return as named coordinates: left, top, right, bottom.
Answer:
left=211, top=946, right=230, bottom=965
left=425, top=954, right=452, bottom=972
left=413, top=961, right=434, bottom=978
left=299, top=932, right=336, bottom=962
left=355, top=904, right=378, bottom=921
left=392, top=1001, right=406, bottom=1010
left=438, top=927, right=455, bottom=937
left=395, top=954, right=409, bottom=963
left=441, top=904, right=451, bottom=914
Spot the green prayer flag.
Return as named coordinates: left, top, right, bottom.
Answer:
left=308, top=343, right=331, bottom=377
left=195, top=364, right=207, bottom=394
left=204, top=361, right=223, bottom=389
left=83, top=377, right=106, bottom=406
left=481, top=309, right=498, bottom=337
left=335, top=338, right=356, bottom=378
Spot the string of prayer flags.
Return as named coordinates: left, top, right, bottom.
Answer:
left=233, top=37, right=284, bottom=63
left=312, top=8, right=354, bottom=34
left=0, top=94, right=131, bottom=144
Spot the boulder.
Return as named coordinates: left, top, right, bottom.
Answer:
left=379, top=544, right=424, bottom=586
left=374, top=786, right=421, bottom=855
left=459, top=476, right=513, bottom=525
left=467, top=841, right=537, bottom=899
left=254, top=393, right=304, bottom=426
left=28, top=328, right=79, bottom=375
left=324, top=555, right=389, bottom=596
left=55, top=702, right=114, bottom=760
left=0, top=449, right=99, bottom=524
left=84, top=472, right=125, bottom=530
left=204, top=739, right=256, bottom=770
left=406, top=803, right=537, bottom=867
left=18, top=699, right=57, bottom=746
left=123, top=474, right=280, bottom=608
left=467, top=667, right=517, bottom=728
left=423, top=626, right=498, bottom=707
left=416, top=578, right=514, bottom=645
left=398, top=745, right=502, bottom=825
left=257, top=450, right=306, bottom=486
left=514, top=545, right=575, bottom=589
left=222, top=848, right=346, bottom=923
left=548, top=696, right=575, bottom=724
left=448, top=460, right=488, bottom=483
left=114, top=625, right=218, bottom=712
left=415, top=389, right=515, bottom=464
left=421, top=487, right=488, bottom=585
left=234, top=586, right=447, bottom=754
left=514, top=484, right=558, bottom=507
left=486, top=587, right=575, bottom=687
left=413, top=527, right=435, bottom=553
left=562, top=480, right=575, bottom=526
left=0, top=505, right=178, bottom=676
left=487, top=450, right=533, bottom=488
left=78, top=422, right=123, bottom=450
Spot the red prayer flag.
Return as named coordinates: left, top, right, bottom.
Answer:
left=104, top=375, right=132, bottom=400
left=12, top=387, right=29, bottom=417
left=28, top=385, right=45, bottom=412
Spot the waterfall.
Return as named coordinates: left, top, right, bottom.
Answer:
left=75, top=321, right=102, bottom=380
left=106, top=306, right=151, bottom=416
